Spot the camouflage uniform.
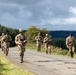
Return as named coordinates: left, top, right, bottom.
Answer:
left=66, top=33, right=76, bottom=58
left=35, top=33, right=42, bottom=52
left=15, top=29, right=27, bottom=63
left=0, top=33, right=5, bottom=51
left=2, top=33, right=12, bottom=56
left=44, top=34, right=52, bottom=54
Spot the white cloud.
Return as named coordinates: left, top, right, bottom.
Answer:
left=51, top=18, right=76, bottom=25
left=69, top=6, right=76, bottom=15
left=50, top=6, right=76, bottom=25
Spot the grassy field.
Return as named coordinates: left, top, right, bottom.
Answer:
left=26, top=43, right=76, bottom=58
left=0, top=55, right=35, bottom=75
left=26, top=43, right=68, bottom=55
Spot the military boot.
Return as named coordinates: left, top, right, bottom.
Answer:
left=20, top=56, right=23, bottom=63
left=70, top=52, right=73, bottom=58
left=46, top=50, right=48, bottom=54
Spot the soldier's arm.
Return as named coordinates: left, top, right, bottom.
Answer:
left=9, top=35, right=12, bottom=41
left=2, top=36, right=6, bottom=42
left=23, top=36, right=27, bottom=44
left=0, top=36, right=2, bottom=41
left=35, top=36, right=38, bottom=41
left=66, top=38, right=69, bottom=48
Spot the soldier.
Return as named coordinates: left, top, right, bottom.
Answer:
left=15, top=29, right=27, bottom=63
left=44, top=34, right=52, bottom=54
left=0, top=33, right=5, bottom=51
left=2, top=32, right=12, bottom=56
left=66, top=33, right=76, bottom=58
left=35, top=32, right=42, bottom=52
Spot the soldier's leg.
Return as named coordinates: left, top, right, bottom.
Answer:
left=45, top=44, right=48, bottom=54
left=3, top=45, right=6, bottom=54
left=20, top=55, right=23, bottom=63
left=18, top=45, right=22, bottom=62
left=36, top=43, right=38, bottom=51
left=38, top=44, right=41, bottom=52
left=21, top=51, right=24, bottom=63
left=6, top=48, right=9, bottom=56
left=3, top=43, right=7, bottom=55
left=37, top=43, right=40, bottom=52
left=48, top=46, right=51, bottom=54
left=19, top=51, right=22, bottom=63
left=5, top=43, right=9, bottom=56
left=70, top=50, right=73, bottom=58
left=19, top=46, right=25, bottom=63
left=39, top=43, right=41, bottom=52
left=2, top=46, right=3, bottom=51
left=69, top=46, right=73, bottom=58
left=20, top=50, right=24, bottom=63
left=37, top=44, right=39, bottom=52
left=71, top=46, right=75, bottom=58
left=2, top=45, right=4, bottom=51
left=1, top=43, right=3, bottom=51
left=21, top=47, right=25, bottom=62
left=2, top=43, right=5, bottom=53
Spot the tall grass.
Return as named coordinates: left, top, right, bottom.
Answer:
left=26, top=43, right=69, bottom=56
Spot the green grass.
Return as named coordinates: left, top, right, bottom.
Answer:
left=26, top=43, right=76, bottom=57
left=0, top=55, right=35, bottom=75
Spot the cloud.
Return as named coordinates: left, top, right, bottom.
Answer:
left=69, top=6, right=76, bottom=15
left=50, top=6, right=76, bottom=25
left=0, top=0, right=76, bottom=30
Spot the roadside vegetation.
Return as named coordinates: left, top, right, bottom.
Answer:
left=26, top=43, right=68, bottom=55
left=0, top=55, right=35, bottom=75
left=26, top=43, right=76, bottom=58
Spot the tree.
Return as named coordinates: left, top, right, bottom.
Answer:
left=25, top=26, right=40, bottom=42
left=25, top=26, right=50, bottom=43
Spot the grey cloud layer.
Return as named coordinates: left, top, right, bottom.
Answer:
left=0, top=0, right=76, bottom=30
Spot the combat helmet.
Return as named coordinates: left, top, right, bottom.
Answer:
left=19, top=29, right=24, bottom=33
left=46, top=34, right=49, bottom=37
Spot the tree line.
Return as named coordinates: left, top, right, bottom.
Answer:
left=0, top=24, right=19, bottom=47
left=0, top=25, right=66, bottom=49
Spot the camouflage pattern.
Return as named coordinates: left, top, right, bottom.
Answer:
left=44, top=34, right=52, bottom=54
left=35, top=33, right=42, bottom=52
left=15, top=32, right=27, bottom=63
left=0, top=33, right=5, bottom=51
left=66, top=34, right=76, bottom=58
left=2, top=34, right=12, bottom=56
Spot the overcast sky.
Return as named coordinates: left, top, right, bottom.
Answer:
left=0, top=0, right=76, bottom=30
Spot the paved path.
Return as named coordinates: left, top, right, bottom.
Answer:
left=0, top=47, right=76, bottom=75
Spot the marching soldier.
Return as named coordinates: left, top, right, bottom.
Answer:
left=35, top=32, right=42, bottom=52
left=2, top=32, right=12, bottom=56
left=0, top=33, right=5, bottom=51
left=66, top=33, right=76, bottom=58
left=15, top=29, right=27, bottom=63
left=44, top=34, right=52, bottom=54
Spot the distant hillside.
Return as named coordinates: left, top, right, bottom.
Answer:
left=50, top=31, right=76, bottom=38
